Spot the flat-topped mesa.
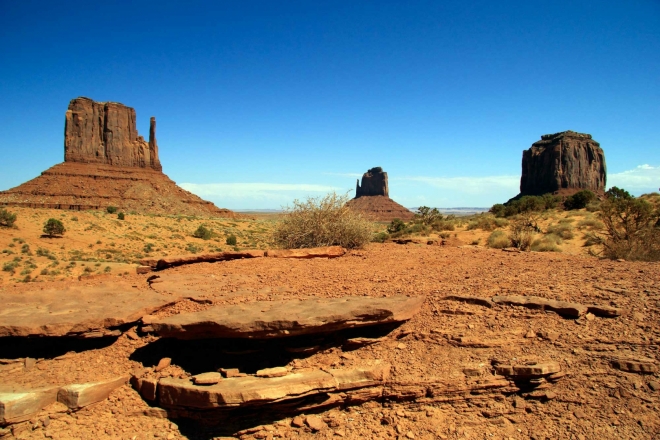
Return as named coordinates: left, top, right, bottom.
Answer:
left=520, top=130, right=606, bottom=196
left=64, top=97, right=162, bottom=171
left=356, top=167, right=389, bottom=198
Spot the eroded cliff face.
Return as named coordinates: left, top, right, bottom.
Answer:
left=520, top=131, right=606, bottom=196
left=64, top=97, right=161, bottom=171
left=356, top=167, right=389, bottom=198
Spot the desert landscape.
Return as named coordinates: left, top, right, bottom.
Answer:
left=0, top=95, right=659, bottom=440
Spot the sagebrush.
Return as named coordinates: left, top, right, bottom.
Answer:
left=272, top=193, right=373, bottom=249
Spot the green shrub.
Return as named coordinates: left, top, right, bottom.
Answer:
left=489, top=204, right=506, bottom=217
left=193, top=225, right=213, bottom=240
left=467, top=215, right=508, bottom=231
left=106, top=206, right=118, bottom=214
left=143, top=243, right=154, bottom=253
left=117, top=212, right=125, bottom=220
left=509, top=217, right=535, bottom=251
left=387, top=219, right=406, bottom=234
left=577, top=217, right=604, bottom=230
left=273, top=192, right=373, bottom=249
left=226, top=235, right=237, bottom=246
left=372, top=232, right=388, bottom=243
left=564, top=190, right=596, bottom=210
left=2, top=261, right=18, bottom=273
left=415, top=206, right=442, bottom=225
left=431, top=218, right=456, bottom=231
left=597, top=191, right=660, bottom=261
left=487, top=230, right=511, bottom=249
left=0, top=208, right=17, bottom=227
left=43, top=219, right=66, bottom=237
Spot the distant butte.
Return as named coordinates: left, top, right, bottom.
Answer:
left=0, top=97, right=236, bottom=217
left=519, top=130, right=607, bottom=197
left=347, top=167, right=414, bottom=221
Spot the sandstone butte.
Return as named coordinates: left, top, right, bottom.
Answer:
left=0, top=97, right=236, bottom=217
left=346, top=167, right=415, bottom=221
left=518, top=130, right=607, bottom=197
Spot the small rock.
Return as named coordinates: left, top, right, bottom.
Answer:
left=406, top=432, right=415, bottom=439
left=24, top=357, right=36, bottom=370
left=192, top=372, right=222, bottom=385
left=544, top=391, right=557, bottom=400
left=155, top=357, right=171, bottom=372
left=256, top=367, right=288, bottom=378
left=125, top=329, right=139, bottom=340
left=585, top=313, right=596, bottom=321
left=305, top=415, right=327, bottom=431
left=574, top=409, right=587, bottom=419
left=648, top=381, right=659, bottom=391
left=524, top=330, right=536, bottom=338
left=538, top=331, right=559, bottom=342
left=291, top=416, right=304, bottom=428
left=397, top=343, right=406, bottom=349
left=218, top=367, right=244, bottom=378
left=463, top=368, right=481, bottom=377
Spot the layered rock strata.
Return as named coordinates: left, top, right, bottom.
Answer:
left=348, top=167, right=414, bottom=221
left=64, top=97, right=161, bottom=170
left=141, top=296, right=425, bottom=339
left=519, top=131, right=606, bottom=196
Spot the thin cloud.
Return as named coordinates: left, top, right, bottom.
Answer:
left=179, top=182, right=340, bottom=201
left=393, top=175, right=520, bottom=194
left=608, top=165, right=660, bottom=192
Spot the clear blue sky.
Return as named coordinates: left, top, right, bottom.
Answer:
left=1, top=1, right=658, bottom=209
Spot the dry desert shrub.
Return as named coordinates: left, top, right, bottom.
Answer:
left=531, top=234, right=561, bottom=252
left=0, top=208, right=17, bottom=227
left=466, top=214, right=508, bottom=231
left=272, top=192, right=372, bottom=249
left=546, top=223, right=575, bottom=240
left=486, top=230, right=510, bottom=249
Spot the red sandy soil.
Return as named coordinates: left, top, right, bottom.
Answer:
left=1, top=243, right=659, bottom=439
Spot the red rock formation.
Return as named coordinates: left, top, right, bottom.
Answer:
left=0, top=97, right=236, bottom=217
left=520, top=131, right=606, bottom=196
left=348, top=167, right=413, bottom=221
left=64, top=97, right=162, bottom=170
left=356, top=167, right=388, bottom=198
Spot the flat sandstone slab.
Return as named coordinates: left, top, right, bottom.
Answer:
left=155, top=250, right=264, bottom=270
left=0, top=282, right=179, bottom=337
left=142, top=296, right=425, bottom=339
left=492, top=295, right=588, bottom=318
left=158, top=363, right=390, bottom=408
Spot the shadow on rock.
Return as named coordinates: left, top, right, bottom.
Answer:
left=0, top=336, right=117, bottom=360
left=130, top=322, right=402, bottom=375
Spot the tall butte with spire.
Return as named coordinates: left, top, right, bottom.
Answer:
left=0, top=97, right=236, bottom=217
left=346, top=167, right=414, bottom=221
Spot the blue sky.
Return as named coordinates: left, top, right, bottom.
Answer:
left=1, top=1, right=658, bottom=209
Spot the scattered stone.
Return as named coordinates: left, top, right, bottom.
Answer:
left=143, top=296, right=425, bottom=339
left=305, top=415, right=327, bottom=431
left=143, top=408, right=168, bottom=418
left=57, top=376, right=129, bottom=409
left=587, top=305, right=622, bottom=318
left=192, top=372, right=222, bottom=385
left=537, top=330, right=560, bottom=341
left=291, top=416, right=304, bottom=428
left=136, top=265, right=153, bottom=274
left=155, top=358, right=171, bottom=372
left=256, top=367, right=288, bottom=378
left=344, top=336, right=387, bottom=348
left=265, top=246, right=346, bottom=259
left=647, top=381, right=659, bottom=392
left=525, top=330, right=536, bottom=338
left=492, top=295, right=588, bottom=318
left=574, top=409, right=587, bottom=419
